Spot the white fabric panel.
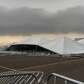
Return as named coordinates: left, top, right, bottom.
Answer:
left=17, top=36, right=84, bottom=54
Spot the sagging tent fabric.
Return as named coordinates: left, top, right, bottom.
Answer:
left=40, top=37, right=84, bottom=54
left=20, top=36, right=48, bottom=45
left=22, top=36, right=84, bottom=55
left=13, top=35, right=84, bottom=55
left=78, top=39, right=84, bottom=44
left=20, top=35, right=56, bottom=45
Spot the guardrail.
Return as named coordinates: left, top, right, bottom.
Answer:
left=0, top=71, right=83, bottom=84
left=0, top=72, right=39, bottom=84
left=45, top=73, right=84, bottom=84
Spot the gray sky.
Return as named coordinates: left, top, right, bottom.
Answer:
left=0, top=0, right=82, bottom=35
left=0, top=0, right=81, bottom=12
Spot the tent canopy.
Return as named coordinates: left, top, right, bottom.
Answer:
left=13, top=36, right=84, bottom=55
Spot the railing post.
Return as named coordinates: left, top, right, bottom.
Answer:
left=54, top=76, right=56, bottom=84
left=64, top=80, right=67, bottom=84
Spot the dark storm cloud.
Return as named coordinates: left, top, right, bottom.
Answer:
left=0, top=7, right=54, bottom=34
left=0, top=6, right=83, bottom=34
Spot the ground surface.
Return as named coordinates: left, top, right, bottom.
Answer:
left=0, top=54, right=83, bottom=82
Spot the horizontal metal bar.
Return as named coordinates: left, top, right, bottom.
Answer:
left=52, top=73, right=84, bottom=84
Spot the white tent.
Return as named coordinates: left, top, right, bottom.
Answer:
left=20, top=36, right=43, bottom=45
left=18, top=36, right=84, bottom=55
left=78, top=39, right=84, bottom=45
left=63, top=37, right=84, bottom=54
left=39, top=37, right=84, bottom=54
left=21, top=35, right=50, bottom=45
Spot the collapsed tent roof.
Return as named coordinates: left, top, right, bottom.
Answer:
left=17, top=36, right=84, bottom=55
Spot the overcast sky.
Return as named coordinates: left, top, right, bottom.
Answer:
left=0, top=0, right=82, bottom=35
left=0, top=0, right=81, bottom=12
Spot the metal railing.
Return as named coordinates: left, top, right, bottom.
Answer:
left=45, top=73, right=84, bottom=84
left=0, top=72, right=39, bottom=84
left=0, top=71, right=84, bottom=84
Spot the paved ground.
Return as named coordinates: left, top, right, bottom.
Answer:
left=22, top=57, right=84, bottom=82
